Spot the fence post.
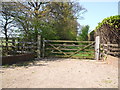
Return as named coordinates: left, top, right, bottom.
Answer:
left=37, top=35, right=41, bottom=58
left=95, top=36, right=100, bottom=60
left=42, top=38, right=45, bottom=58
left=12, top=38, right=15, bottom=55
left=107, top=42, right=110, bottom=55
left=17, top=38, right=20, bottom=51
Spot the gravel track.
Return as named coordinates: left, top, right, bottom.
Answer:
left=1, top=58, right=118, bottom=88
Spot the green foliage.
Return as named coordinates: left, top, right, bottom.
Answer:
left=95, top=15, right=120, bottom=31
left=26, top=2, right=85, bottom=40
left=94, top=15, right=120, bottom=44
left=77, top=25, right=89, bottom=41
left=2, top=2, right=86, bottom=41
left=44, top=2, right=83, bottom=40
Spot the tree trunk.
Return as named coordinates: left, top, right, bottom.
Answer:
left=5, top=30, right=8, bottom=54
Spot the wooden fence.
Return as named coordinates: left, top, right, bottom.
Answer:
left=100, top=43, right=120, bottom=58
left=0, top=37, right=37, bottom=56
left=1, top=36, right=101, bottom=60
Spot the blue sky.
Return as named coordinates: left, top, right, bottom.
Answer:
left=77, top=2, right=118, bottom=32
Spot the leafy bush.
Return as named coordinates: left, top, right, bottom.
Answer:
left=94, top=15, right=120, bottom=44
left=95, top=15, right=120, bottom=31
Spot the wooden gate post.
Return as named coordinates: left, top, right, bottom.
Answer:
left=37, top=35, right=41, bottom=58
left=42, top=38, right=45, bottom=58
left=95, top=36, right=100, bottom=60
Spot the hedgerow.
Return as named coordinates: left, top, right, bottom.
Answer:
left=94, top=15, right=120, bottom=44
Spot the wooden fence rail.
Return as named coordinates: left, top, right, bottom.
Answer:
left=0, top=38, right=37, bottom=56
left=100, top=43, right=120, bottom=57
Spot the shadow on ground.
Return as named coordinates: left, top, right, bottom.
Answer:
left=2, top=57, right=86, bottom=69
left=42, top=57, right=69, bottom=61
left=2, top=59, right=47, bottom=69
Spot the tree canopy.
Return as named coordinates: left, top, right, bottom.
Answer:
left=77, top=25, right=89, bottom=41
left=0, top=2, right=87, bottom=41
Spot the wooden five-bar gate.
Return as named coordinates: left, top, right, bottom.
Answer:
left=37, top=36, right=100, bottom=60
left=43, top=40, right=95, bottom=59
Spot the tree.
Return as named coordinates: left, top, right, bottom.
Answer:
left=0, top=2, right=17, bottom=51
left=45, top=2, right=86, bottom=40
left=1, top=1, right=87, bottom=41
left=77, top=25, right=90, bottom=41
left=9, top=2, right=54, bottom=41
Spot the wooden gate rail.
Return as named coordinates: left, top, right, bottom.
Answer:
left=44, top=40, right=95, bottom=59
left=69, top=42, right=95, bottom=57
left=47, top=43, right=69, bottom=57
left=44, top=40, right=94, bottom=43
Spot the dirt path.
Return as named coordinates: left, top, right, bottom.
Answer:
left=1, top=58, right=118, bottom=88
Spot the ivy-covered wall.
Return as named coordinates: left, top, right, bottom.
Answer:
left=94, top=15, right=120, bottom=44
